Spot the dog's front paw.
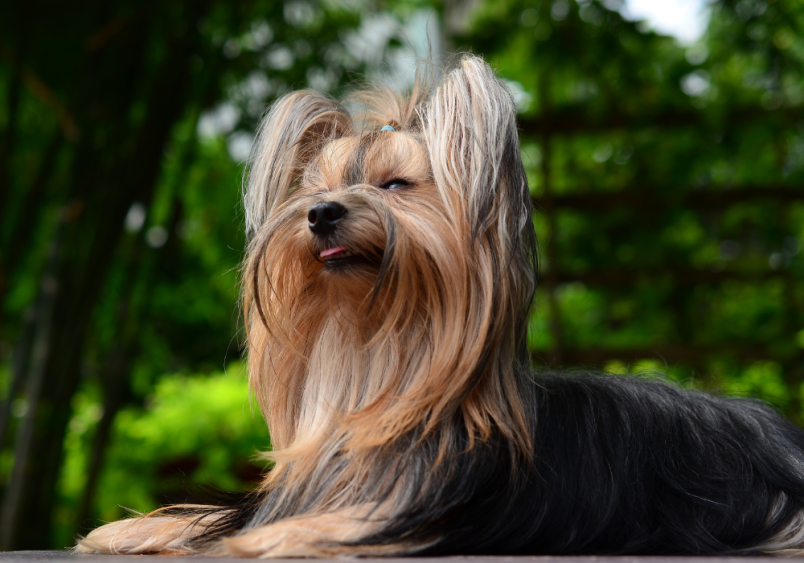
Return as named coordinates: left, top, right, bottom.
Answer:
left=75, top=516, right=199, bottom=555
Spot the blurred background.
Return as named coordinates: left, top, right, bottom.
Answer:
left=1, top=0, right=803, bottom=550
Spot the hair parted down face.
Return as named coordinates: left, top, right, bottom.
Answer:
left=243, top=55, right=538, bottom=467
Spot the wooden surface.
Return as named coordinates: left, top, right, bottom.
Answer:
left=0, top=552, right=799, bottom=562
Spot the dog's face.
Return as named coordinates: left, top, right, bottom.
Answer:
left=305, top=133, right=433, bottom=272
left=242, top=57, right=538, bottom=456
left=266, top=131, right=444, bottom=312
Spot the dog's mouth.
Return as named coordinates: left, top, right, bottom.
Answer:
left=319, top=245, right=380, bottom=271
left=320, top=246, right=349, bottom=260
left=320, top=245, right=366, bottom=270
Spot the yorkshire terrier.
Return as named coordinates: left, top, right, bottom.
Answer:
left=78, top=55, right=804, bottom=557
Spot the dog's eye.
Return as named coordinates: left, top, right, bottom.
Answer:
left=380, top=178, right=411, bottom=190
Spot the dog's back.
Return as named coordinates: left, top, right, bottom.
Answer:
left=405, top=371, right=804, bottom=555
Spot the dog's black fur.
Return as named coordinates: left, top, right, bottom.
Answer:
left=421, top=371, right=804, bottom=555
left=197, top=371, right=804, bottom=555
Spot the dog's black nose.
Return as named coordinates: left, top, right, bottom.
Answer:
left=308, top=201, right=346, bottom=236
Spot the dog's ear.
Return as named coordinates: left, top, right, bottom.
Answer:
left=244, top=91, right=352, bottom=239
left=424, top=55, right=537, bottom=371
left=424, top=56, right=529, bottom=237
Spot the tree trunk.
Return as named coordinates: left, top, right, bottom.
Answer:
left=0, top=306, right=35, bottom=456
left=0, top=225, right=62, bottom=549
left=0, top=0, right=31, bottom=330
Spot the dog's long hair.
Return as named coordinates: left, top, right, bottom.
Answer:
left=78, top=56, right=804, bottom=557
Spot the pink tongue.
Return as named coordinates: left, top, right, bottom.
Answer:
left=320, top=246, right=346, bottom=258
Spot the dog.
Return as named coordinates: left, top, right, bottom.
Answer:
left=77, top=55, right=804, bottom=557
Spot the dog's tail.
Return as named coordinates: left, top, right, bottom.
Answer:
left=74, top=506, right=225, bottom=555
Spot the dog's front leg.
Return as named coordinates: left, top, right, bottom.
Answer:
left=217, top=506, right=412, bottom=558
left=74, top=514, right=209, bottom=555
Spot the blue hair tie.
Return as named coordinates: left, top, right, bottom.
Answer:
left=380, top=125, right=396, bottom=132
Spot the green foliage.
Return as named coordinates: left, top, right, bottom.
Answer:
left=55, top=362, right=267, bottom=548
left=462, top=0, right=804, bottom=416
